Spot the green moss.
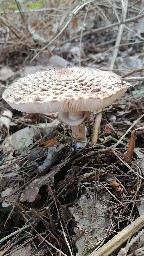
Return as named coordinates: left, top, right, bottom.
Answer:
left=28, top=0, right=43, bottom=9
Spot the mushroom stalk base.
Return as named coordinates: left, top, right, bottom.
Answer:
left=58, top=111, right=89, bottom=146
left=72, top=122, right=87, bottom=141
left=72, top=122, right=87, bottom=149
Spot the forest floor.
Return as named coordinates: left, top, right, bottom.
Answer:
left=0, top=1, right=144, bottom=256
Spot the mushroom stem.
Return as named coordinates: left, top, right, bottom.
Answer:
left=58, top=111, right=85, bottom=126
left=91, top=111, right=102, bottom=144
left=71, top=122, right=87, bottom=141
left=69, top=111, right=84, bottom=121
left=58, top=111, right=88, bottom=146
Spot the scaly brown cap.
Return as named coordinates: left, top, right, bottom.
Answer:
left=2, top=67, right=130, bottom=113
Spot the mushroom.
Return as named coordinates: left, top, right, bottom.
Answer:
left=2, top=67, right=130, bottom=145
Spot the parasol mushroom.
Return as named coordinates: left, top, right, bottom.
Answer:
left=2, top=67, right=130, bottom=145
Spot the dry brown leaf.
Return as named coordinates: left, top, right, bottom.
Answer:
left=9, top=245, right=32, bottom=256
left=71, top=17, right=78, bottom=29
left=20, top=171, right=55, bottom=203
left=1, top=186, right=20, bottom=207
left=2, top=121, right=59, bottom=153
left=110, top=181, right=120, bottom=188
left=40, top=137, right=58, bottom=148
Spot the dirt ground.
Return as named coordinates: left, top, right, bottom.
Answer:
left=0, top=1, right=144, bottom=256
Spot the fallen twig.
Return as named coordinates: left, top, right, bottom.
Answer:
left=0, top=243, right=14, bottom=256
left=124, top=77, right=144, bottom=81
left=0, top=225, right=30, bottom=244
left=125, top=127, right=144, bottom=163
left=112, top=114, right=144, bottom=149
left=122, top=68, right=144, bottom=78
left=125, top=131, right=136, bottom=163
left=0, top=16, right=23, bottom=39
left=118, top=229, right=144, bottom=256
left=90, top=214, right=144, bottom=256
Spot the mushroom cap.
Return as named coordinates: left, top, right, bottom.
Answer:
left=2, top=67, right=130, bottom=113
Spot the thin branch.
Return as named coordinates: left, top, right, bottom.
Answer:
left=125, top=127, right=144, bottom=162
left=31, top=11, right=144, bottom=62
left=0, top=225, right=30, bottom=244
left=125, top=131, right=136, bottom=162
left=112, top=114, right=144, bottom=149
left=78, top=3, right=89, bottom=66
left=109, top=0, right=128, bottom=70
left=118, top=229, right=144, bottom=256
left=122, top=68, right=144, bottom=78
left=0, top=8, right=70, bottom=14
left=124, top=77, right=144, bottom=81
left=90, top=215, right=144, bottom=256
left=31, top=0, right=95, bottom=62
left=0, top=16, right=23, bottom=39
left=59, top=13, right=144, bottom=46
left=49, top=186, right=74, bottom=256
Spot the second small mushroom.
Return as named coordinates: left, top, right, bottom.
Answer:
left=2, top=67, right=130, bottom=145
